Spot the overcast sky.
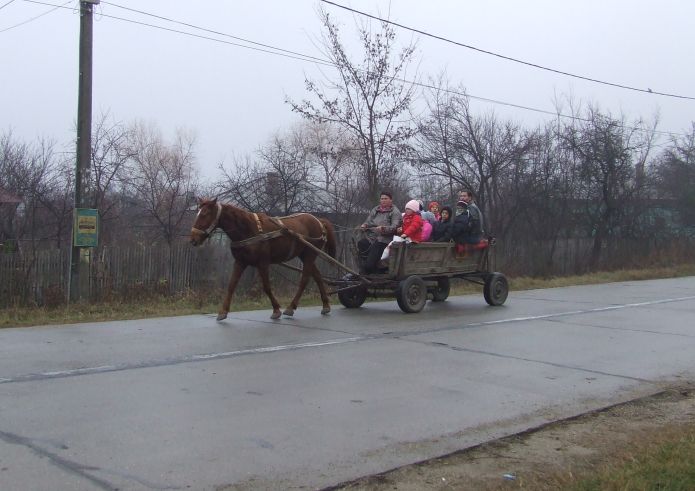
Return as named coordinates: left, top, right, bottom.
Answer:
left=2, top=0, right=693, bottom=178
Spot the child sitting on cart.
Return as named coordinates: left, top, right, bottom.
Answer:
left=380, top=200, right=424, bottom=262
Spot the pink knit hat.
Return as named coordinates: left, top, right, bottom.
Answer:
left=405, top=199, right=420, bottom=212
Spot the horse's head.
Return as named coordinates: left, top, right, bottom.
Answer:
left=190, top=198, right=222, bottom=246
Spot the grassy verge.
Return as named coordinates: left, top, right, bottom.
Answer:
left=558, top=424, right=695, bottom=491
left=2, top=264, right=694, bottom=329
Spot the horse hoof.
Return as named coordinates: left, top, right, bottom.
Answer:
left=270, top=311, right=281, bottom=320
left=216, top=312, right=228, bottom=321
left=283, top=309, right=294, bottom=317
left=321, top=307, right=331, bottom=315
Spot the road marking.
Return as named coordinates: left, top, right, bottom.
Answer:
left=0, top=337, right=365, bottom=385
left=479, top=295, right=695, bottom=326
left=1, top=295, right=693, bottom=385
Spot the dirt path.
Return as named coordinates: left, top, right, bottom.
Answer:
left=329, top=384, right=695, bottom=490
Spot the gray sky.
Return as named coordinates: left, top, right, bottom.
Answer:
left=2, top=0, right=693, bottom=178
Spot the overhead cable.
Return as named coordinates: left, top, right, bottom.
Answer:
left=0, top=0, right=18, bottom=11
left=9, top=0, right=688, bottom=138
left=320, top=0, right=695, bottom=101
left=0, top=0, right=70, bottom=33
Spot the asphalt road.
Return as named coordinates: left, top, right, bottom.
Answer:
left=1, top=276, right=694, bottom=490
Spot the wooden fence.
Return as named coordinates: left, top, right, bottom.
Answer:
left=1, top=232, right=692, bottom=307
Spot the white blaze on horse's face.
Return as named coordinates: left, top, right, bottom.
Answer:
left=190, top=202, right=215, bottom=246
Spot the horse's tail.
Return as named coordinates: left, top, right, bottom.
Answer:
left=320, top=218, right=337, bottom=259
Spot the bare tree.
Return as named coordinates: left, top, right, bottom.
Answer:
left=217, top=131, right=312, bottom=215
left=562, top=106, right=652, bottom=269
left=125, top=122, right=199, bottom=247
left=416, top=77, right=532, bottom=236
left=89, top=111, right=134, bottom=242
left=0, top=132, right=69, bottom=250
left=653, top=122, right=695, bottom=229
left=287, top=9, right=418, bottom=202
left=508, top=122, right=581, bottom=274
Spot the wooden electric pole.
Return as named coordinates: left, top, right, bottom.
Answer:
left=69, top=0, right=99, bottom=302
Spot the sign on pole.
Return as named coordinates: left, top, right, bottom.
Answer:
left=74, top=208, right=99, bottom=247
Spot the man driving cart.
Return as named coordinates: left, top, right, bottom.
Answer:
left=358, top=190, right=402, bottom=274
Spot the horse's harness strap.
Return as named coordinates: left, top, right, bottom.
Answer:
left=229, top=230, right=284, bottom=248
left=228, top=213, right=327, bottom=251
left=273, top=214, right=327, bottom=243
left=252, top=213, right=264, bottom=234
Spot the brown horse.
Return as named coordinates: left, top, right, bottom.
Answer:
left=190, top=198, right=337, bottom=321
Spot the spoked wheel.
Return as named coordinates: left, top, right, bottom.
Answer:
left=430, top=277, right=450, bottom=302
left=483, top=272, right=509, bottom=306
left=396, top=276, right=427, bottom=313
left=337, top=276, right=367, bottom=308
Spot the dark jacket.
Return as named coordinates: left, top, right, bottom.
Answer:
left=466, top=202, right=484, bottom=238
left=450, top=205, right=471, bottom=243
left=432, top=206, right=453, bottom=242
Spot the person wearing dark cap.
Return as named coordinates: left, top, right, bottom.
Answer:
left=358, top=191, right=402, bottom=273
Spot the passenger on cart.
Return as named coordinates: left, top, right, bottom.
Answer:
left=451, top=200, right=472, bottom=243
left=432, top=205, right=453, bottom=242
left=458, top=189, right=485, bottom=242
left=358, top=191, right=402, bottom=274
left=428, top=201, right=442, bottom=221
left=396, top=200, right=425, bottom=242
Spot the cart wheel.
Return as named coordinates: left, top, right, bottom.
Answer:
left=338, top=284, right=367, bottom=308
left=484, top=272, right=508, bottom=306
left=396, top=276, right=427, bottom=313
left=430, top=277, right=450, bottom=302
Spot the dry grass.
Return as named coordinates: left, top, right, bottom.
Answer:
left=510, top=424, right=695, bottom=491
left=333, top=388, right=695, bottom=491
left=2, top=263, right=694, bottom=329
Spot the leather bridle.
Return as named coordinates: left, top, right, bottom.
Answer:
left=191, top=202, right=222, bottom=240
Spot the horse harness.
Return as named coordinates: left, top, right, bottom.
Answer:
left=228, top=212, right=328, bottom=256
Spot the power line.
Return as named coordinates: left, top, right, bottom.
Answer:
left=0, top=0, right=18, bottom=11
left=408, top=77, right=684, bottom=139
left=7, top=0, right=689, bottom=139
left=92, top=3, right=684, bottom=136
left=13, top=0, right=334, bottom=65
left=320, top=0, right=695, bottom=102
left=0, top=0, right=70, bottom=33
left=101, top=1, right=328, bottom=65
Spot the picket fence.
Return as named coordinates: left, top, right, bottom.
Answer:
left=1, top=233, right=691, bottom=307
left=0, top=231, right=359, bottom=306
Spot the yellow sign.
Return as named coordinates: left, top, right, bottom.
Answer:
left=74, top=208, right=99, bottom=247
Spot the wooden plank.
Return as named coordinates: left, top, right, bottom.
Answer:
left=388, top=242, right=483, bottom=279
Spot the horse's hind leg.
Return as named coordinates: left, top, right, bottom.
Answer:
left=218, top=262, right=247, bottom=321
left=258, top=263, right=282, bottom=319
left=309, top=262, right=331, bottom=315
left=284, top=261, right=313, bottom=317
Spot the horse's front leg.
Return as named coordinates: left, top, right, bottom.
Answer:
left=258, top=263, right=282, bottom=319
left=309, top=261, right=331, bottom=315
left=218, top=262, right=247, bottom=321
left=284, top=259, right=314, bottom=317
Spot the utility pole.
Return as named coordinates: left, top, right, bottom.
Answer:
left=69, top=0, right=99, bottom=302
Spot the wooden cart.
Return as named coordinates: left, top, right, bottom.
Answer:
left=327, top=238, right=509, bottom=313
